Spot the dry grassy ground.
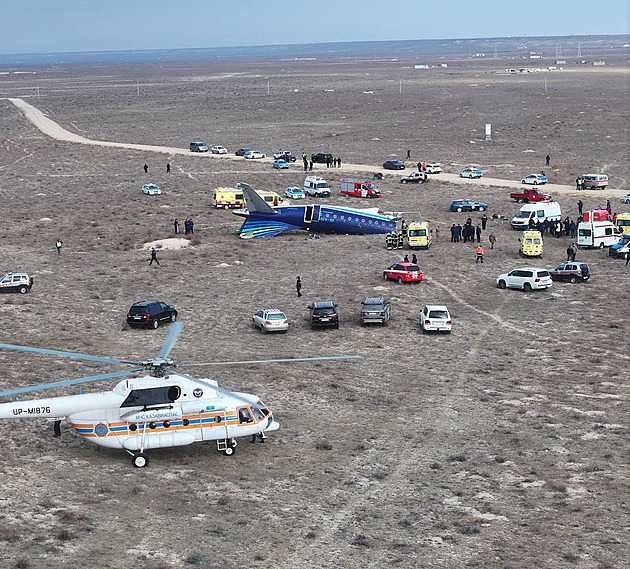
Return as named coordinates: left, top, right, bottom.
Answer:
left=0, top=55, right=629, bottom=569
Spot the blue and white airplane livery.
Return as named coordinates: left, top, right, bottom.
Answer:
left=233, top=182, right=397, bottom=238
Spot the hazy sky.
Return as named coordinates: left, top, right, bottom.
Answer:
left=2, top=0, right=628, bottom=54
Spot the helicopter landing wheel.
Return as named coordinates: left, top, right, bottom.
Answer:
left=132, top=452, right=149, bottom=468
left=224, top=446, right=235, bottom=456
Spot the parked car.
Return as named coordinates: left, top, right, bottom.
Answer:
left=252, top=308, right=288, bottom=333
left=400, top=171, right=427, bottom=184
left=449, top=199, right=488, bottom=212
left=420, top=305, right=452, bottom=333
left=383, top=159, right=406, bottom=170
left=211, top=145, right=228, bottom=154
left=141, top=183, right=162, bottom=196
left=235, top=148, right=252, bottom=156
left=0, top=272, right=33, bottom=294
left=548, top=262, right=590, bottom=284
left=189, top=142, right=209, bottom=152
left=285, top=186, right=305, bottom=199
left=459, top=167, right=483, bottom=178
left=623, top=193, right=630, bottom=204
left=244, top=150, right=265, bottom=159
left=521, top=174, right=548, bottom=185
left=581, top=174, right=609, bottom=189
left=425, top=163, right=442, bottom=174
left=273, top=151, right=297, bottom=162
left=609, top=233, right=630, bottom=258
left=311, top=152, right=333, bottom=163
left=383, top=262, right=423, bottom=283
left=360, top=297, right=391, bottom=325
left=126, top=301, right=178, bottom=329
left=308, top=300, right=339, bottom=329
left=273, top=159, right=290, bottom=169
left=496, top=268, right=553, bottom=291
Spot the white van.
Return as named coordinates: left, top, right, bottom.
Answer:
left=511, top=201, right=562, bottom=230
left=577, top=220, right=621, bottom=248
left=304, top=176, right=331, bottom=197
left=581, top=174, right=608, bottom=189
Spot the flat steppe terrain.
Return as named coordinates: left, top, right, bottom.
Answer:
left=0, top=55, right=628, bottom=569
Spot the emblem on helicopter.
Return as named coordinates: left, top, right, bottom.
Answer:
left=0, top=322, right=360, bottom=468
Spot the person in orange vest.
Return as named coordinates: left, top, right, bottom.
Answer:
left=476, top=244, right=484, bottom=264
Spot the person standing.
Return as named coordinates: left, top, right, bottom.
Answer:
left=55, top=239, right=63, bottom=255
left=406, top=149, right=411, bottom=160
left=411, top=253, right=418, bottom=264
left=475, top=225, right=482, bottom=243
left=488, top=233, right=496, bottom=249
left=173, top=219, right=179, bottom=234
left=404, top=254, right=409, bottom=263
left=337, top=157, right=342, bottom=168
left=53, top=419, right=61, bottom=437
left=476, top=245, right=484, bottom=264
left=149, top=247, right=160, bottom=266
left=309, top=160, right=313, bottom=171
left=303, top=158, right=308, bottom=172
left=571, top=242, right=578, bottom=260
left=417, top=161, right=422, bottom=171
left=545, top=154, right=551, bottom=166
left=566, top=246, right=574, bottom=262
left=577, top=200, right=583, bottom=215
left=189, top=218, right=194, bottom=234
left=166, top=163, right=171, bottom=173
left=296, top=276, right=302, bottom=297
left=481, top=213, right=488, bottom=230
left=606, top=200, right=612, bottom=215
left=450, top=224, right=456, bottom=243
left=143, top=163, right=148, bottom=173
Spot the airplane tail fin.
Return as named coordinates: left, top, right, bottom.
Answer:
left=236, top=182, right=277, bottom=214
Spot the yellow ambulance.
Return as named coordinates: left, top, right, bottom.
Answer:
left=407, top=221, right=431, bottom=249
left=614, top=212, right=630, bottom=234
left=519, top=230, right=543, bottom=257
left=212, top=187, right=245, bottom=209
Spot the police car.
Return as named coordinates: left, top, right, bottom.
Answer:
left=0, top=272, right=33, bottom=294
left=141, top=184, right=162, bottom=196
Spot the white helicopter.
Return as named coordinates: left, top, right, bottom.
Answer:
left=0, top=323, right=359, bottom=467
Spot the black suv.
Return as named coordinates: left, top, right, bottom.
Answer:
left=127, top=301, right=178, bottom=329
left=308, top=300, right=339, bottom=329
left=311, top=153, right=334, bottom=164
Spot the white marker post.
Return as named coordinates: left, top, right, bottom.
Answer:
left=485, top=123, right=492, bottom=141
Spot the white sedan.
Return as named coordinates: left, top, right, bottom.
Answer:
left=252, top=308, right=288, bottom=333
left=521, top=174, right=548, bottom=185
left=459, top=167, right=483, bottom=178
left=285, top=186, right=305, bottom=199
left=425, top=163, right=442, bottom=174
left=141, top=184, right=162, bottom=196
left=244, top=150, right=266, bottom=159
left=211, top=145, right=228, bottom=154
left=623, top=193, right=630, bottom=204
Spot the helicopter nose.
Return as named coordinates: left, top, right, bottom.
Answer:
left=265, top=416, right=280, bottom=432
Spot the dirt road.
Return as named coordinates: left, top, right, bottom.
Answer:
left=6, top=97, right=626, bottom=199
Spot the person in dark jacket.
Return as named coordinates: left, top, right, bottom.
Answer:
left=149, top=248, right=160, bottom=266
left=296, top=276, right=302, bottom=297
left=475, top=225, right=482, bottom=243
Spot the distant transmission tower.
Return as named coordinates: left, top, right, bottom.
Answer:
left=493, top=47, right=498, bottom=59
left=555, top=43, right=563, bottom=58
left=577, top=42, right=582, bottom=58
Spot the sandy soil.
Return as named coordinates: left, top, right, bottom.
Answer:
left=0, top=55, right=628, bottom=569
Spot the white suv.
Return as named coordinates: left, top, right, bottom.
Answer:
left=496, top=268, right=553, bottom=292
left=420, top=305, right=452, bottom=333
left=211, top=145, right=228, bottom=154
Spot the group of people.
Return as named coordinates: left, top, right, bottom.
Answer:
left=529, top=216, right=578, bottom=238
left=450, top=218, right=483, bottom=244
left=173, top=218, right=194, bottom=234
left=385, top=232, right=405, bottom=250
left=143, top=162, right=171, bottom=173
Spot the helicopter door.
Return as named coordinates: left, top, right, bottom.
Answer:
left=200, top=409, right=229, bottom=442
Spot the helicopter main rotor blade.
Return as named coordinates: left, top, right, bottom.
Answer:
left=0, top=368, right=145, bottom=398
left=177, top=355, right=362, bottom=367
left=157, top=322, right=184, bottom=360
left=0, top=342, right=141, bottom=366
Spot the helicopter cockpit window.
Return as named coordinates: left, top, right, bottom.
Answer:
left=238, top=407, right=254, bottom=424
left=251, top=407, right=264, bottom=421
left=252, top=400, right=270, bottom=417
left=121, top=385, right=181, bottom=408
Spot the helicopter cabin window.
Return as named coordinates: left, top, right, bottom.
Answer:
left=238, top=407, right=254, bottom=424
left=252, top=400, right=270, bottom=417
left=121, top=385, right=181, bottom=408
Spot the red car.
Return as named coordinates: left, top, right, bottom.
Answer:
left=383, top=262, right=423, bottom=283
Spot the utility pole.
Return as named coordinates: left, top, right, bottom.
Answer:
left=136, top=80, right=140, bottom=96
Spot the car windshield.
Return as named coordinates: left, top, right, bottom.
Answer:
left=407, top=265, right=420, bottom=272
left=408, top=229, right=426, bottom=237
left=314, top=307, right=336, bottom=316
left=515, top=211, right=532, bottom=219
left=267, top=313, right=286, bottom=320
left=429, top=310, right=449, bottom=319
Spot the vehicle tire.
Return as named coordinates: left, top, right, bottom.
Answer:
left=457, top=207, right=463, bottom=213
left=224, top=446, right=235, bottom=456
left=18, top=286, right=28, bottom=294
left=608, top=248, right=614, bottom=256
left=523, top=282, right=532, bottom=292
left=261, top=326, right=266, bottom=334
left=569, top=276, right=577, bottom=284
left=479, top=207, right=486, bottom=211
left=170, top=313, right=177, bottom=322
left=334, top=323, right=339, bottom=329
left=132, top=453, right=149, bottom=468
left=401, top=180, right=407, bottom=184
left=599, top=242, right=605, bottom=249
left=151, top=319, right=159, bottom=329
left=497, top=280, right=506, bottom=289
left=382, top=272, right=388, bottom=280
left=397, top=277, right=403, bottom=284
